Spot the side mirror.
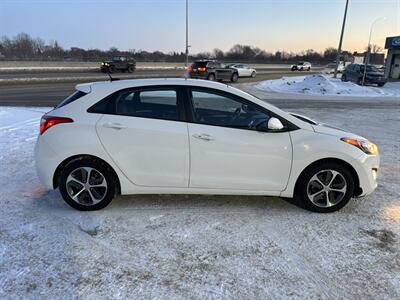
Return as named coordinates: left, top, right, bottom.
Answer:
left=267, top=117, right=284, bottom=131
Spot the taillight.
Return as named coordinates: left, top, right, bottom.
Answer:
left=40, top=115, right=73, bottom=135
left=198, top=67, right=206, bottom=72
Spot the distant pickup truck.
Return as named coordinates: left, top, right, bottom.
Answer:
left=100, top=56, right=136, bottom=73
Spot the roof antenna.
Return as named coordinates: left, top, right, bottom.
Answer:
left=106, top=70, right=120, bottom=82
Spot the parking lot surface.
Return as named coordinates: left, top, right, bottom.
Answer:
left=0, top=85, right=399, bottom=298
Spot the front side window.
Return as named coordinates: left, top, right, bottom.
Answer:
left=115, top=89, right=179, bottom=121
left=189, top=89, right=270, bottom=130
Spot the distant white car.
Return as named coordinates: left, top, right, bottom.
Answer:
left=229, top=64, right=257, bottom=77
left=35, top=78, right=379, bottom=213
left=291, top=62, right=311, bottom=71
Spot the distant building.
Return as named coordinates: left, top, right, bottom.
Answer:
left=352, top=52, right=385, bottom=66
left=385, top=36, right=400, bottom=79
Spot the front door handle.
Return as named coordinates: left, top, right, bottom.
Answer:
left=103, top=122, right=127, bottom=130
left=192, top=133, right=214, bottom=141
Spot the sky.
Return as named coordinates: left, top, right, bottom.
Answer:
left=0, top=0, right=398, bottom=54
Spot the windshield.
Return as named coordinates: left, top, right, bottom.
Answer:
left=360, top=65, right=380, bottom=73
left=112, top=56, right=122, bottom=62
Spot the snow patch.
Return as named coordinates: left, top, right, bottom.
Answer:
left=256, top=74, right=400, bottom=97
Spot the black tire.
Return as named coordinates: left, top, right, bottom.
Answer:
left=59, top=157, right=117, bottom=211
left=251, top=71, right=256, bottom=78
left=108, top=66, right=115, bottom=73
left=341, top=74, right=347, bottom=82
left=294, top=162, right=354, bottom=213
left=307, top=67, right=311, bottom=71
left=357, top=77, right=363, bottom=86
left=127, top=65, right=135, bottom=73
left=207, top=73, right=216, bottom=81
left=231, top=72, right=239, bottom=82
left=377, top=83, right=385, bottom=87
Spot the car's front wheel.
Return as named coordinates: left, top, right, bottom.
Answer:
left=251, top=71, right=256, bottom=78
left=294, top=162, right=354, bottom=213
left=341, top=74, right=347, bottom=82
left=127, top=65, right=135, bottom=73
left=59, top=158, right=117, bottom=211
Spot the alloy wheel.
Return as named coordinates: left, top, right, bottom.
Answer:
left=66, top=167, right=108, bottom=206
left=306, top=169, right=347, bottom=208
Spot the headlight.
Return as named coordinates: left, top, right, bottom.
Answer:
left=340, top=137, right=378, bottom=155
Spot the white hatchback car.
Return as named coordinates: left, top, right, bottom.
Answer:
left=35, top=78, right=379, bottom=212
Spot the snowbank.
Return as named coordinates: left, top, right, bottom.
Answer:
left=256, top=74, right=400, bottom=97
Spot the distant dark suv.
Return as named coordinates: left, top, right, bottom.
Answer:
left=341, top=64, right=386, bottom=87
left=188, top=60, right=239, bottom=82
left=100, top=56, right=136, bottom=73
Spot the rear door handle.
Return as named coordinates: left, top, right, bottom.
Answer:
left=192, top=133, right=214, bottom=141
left=103, top=122, right=127, bottom=130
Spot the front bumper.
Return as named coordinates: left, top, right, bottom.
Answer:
left=365, top=77, right=386, bottom=84
left=351, top=153, right=380, bottom=197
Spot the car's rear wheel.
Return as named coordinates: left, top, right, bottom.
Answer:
left=59, top=158, right=117, bottom=211
left=341, top=74, right=347, bottom=82
left=251, top=71, right=256, bottom=78
left=207, top=73, right=216, bottom=81
left=307, top=67, right=311, bottom=71
left=294, top=162, right=354, bottom=213
left=127, top=65, right=135, bottom=73
left=231, top=73, right=239, bottom=82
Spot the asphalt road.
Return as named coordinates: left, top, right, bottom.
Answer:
left=0, top=70, right=321, bottom=107
left=1, top=67, right=396, bottom=110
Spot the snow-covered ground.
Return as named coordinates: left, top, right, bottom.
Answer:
left=0, top=106, right=399, bottom=299
left=256, top=74, right=400, bottom=97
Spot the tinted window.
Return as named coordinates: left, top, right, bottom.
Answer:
left=56, top=90, right=87, bottom=108
left=115, top=89, right=179, bottom=121
left=190, top=89, right=270, bottom=130
left=192, top=61, right=208, bottom=69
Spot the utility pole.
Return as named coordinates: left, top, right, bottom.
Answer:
left=362, top=17, right=386, bottom=85
left=333, top=0, right=349, bottom=78
left=185, top=0, right=189, bottom=73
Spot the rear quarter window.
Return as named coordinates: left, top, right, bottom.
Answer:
left=56, top=90, right=87, bottom=108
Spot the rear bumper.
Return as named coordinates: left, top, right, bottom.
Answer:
left=351, top=153, right=380, bottom=197
left=189, top=73, right=208, bottom=79
left=34, top=137, right=60, bottom=190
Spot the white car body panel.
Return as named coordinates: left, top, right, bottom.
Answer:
left=188, top=123, right=292, bottom=191
left=230, top=65, right=256, bottom=77
left=96, top=114, right=190, bottom=187
left=34, top=78, right=379, bottom=201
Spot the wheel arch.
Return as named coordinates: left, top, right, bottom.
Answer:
left=53, top=154, right=121, bottom=194
left=294, top=157, right=362, bottom=197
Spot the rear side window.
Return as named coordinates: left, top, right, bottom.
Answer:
left=56, top=90, right=87, bottom=108
left=115, top=89, right=180, bottom=121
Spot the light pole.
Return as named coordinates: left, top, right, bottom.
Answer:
left=334, top=0, right=349, bottom=78
left=362, top=17, right=386, bottom=85
left=185, top=0, right=190, bottom=74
